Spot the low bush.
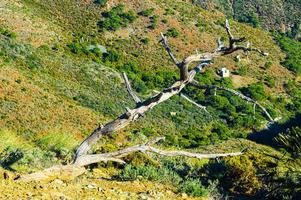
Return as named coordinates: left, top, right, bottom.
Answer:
left=93, top=0, right=108, bottom=6
left=178, top=178, right=208, bottom=197
left=240, top=82, right=267, bottom=101
left=98, top=4, right=137, bottom=32
left=0, top=27, right=16, bottom=39
left=138, top=8, right=154, bottom=17
left=148, top=15, right=159, bottom=29
left=166, top=28, right=180, bottom=38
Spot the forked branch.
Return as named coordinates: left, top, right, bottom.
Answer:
left=161, top=19, right=268, bottom=81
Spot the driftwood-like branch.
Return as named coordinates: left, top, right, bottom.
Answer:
left=190, top=83, right=274, bottom=122
left=122, top=72, right=141, bottom=104
left=180, top=93, right=208, bottom=113
left=74, top=137, right=243, bottom=167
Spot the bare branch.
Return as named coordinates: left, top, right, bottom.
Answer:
left=190, top=83, right=275, bottom=122
left=74, top=137, right=243, bottom=167
left=122, top=72, right=141, bottom=104
left=225, top=19, right=234, bottom=41
left=160, top=32, right=180, bottom=67
left=180, top=93, right=209, bottom=113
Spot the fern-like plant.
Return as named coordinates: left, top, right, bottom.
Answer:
left=276, top=126, right=301, bottom=157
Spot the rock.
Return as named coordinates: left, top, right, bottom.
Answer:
left=181, top=193, right=188, bottom=198
left=86, top=183, right=97, bottom=189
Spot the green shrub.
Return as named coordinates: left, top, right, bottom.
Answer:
left=166, top=28, right=180, bottom=38
left=141, top=37, right=150, bottom=44
left=138, top=8, right=154, bottom=17
left=240, top=82, right=267, bottom=101
left=93, top=0, right=108, bottom=6
left=103, top=50, right=121, bottom=62
left=264, top=76, right=276, bottom=88
left=98, top=4, right=137, bottom=32
left=237, top=64, right=248, bottom=76
left=0, top=27, right=16, bottom=39
left=26, top=54, right=42, bottom=69
left=118, top=165, right=182, bottom=185
left=67, top=42, right=81, bottom=54
left=178, top=179, right=208, bottom=197
left=264, top=60, right=273, bottom=70
left=237, top=12, right=260, bottom=28
left=149, top=15, right=159, bottom=29
left=223, top=156, right=262, bottom=195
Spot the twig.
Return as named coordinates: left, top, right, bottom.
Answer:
left=122, top=72, right=141, bottom=104
left=180, top=93, right=209, bottom=113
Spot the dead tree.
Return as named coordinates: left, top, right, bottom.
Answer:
left=19, top=20, right=274, bottom=182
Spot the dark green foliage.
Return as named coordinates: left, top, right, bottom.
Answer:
left=98, top=4, right=137, bottom=32
left=138, top=8, right=154, bottom=17
left=161, top=19, right=168, bottom=24
left=93, top=0, right=108, bottom=6
left=118, top=165, right=182, bottom=185
left=140, top=37, right=150, bottom=44
left=284, top=81, right=301, bottom=113
left=274, top=34, right=301, bottom=75
left=237, top=12, right=260, bottom=28
left=166, top=28, right=180, bottom=38
left=179, top=179, right=208, bottom=197
left=240, top=82, right=267, bottom=101
left=0, top=147, right=23, bottom=170
left=276, top=126, right=301, bottom=157
left=264, top=76, right=275, bottom=88
left=26, top=54, right=42, bottom=70
left=148, top=15, right=159, bottom=29
left=0, top=27, right=16, bottom=39
left=103, top=50, right=121, bottom=62
left=264, top=60, right=273, bottom=70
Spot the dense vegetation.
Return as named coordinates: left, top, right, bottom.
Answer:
left=195, top=0, right=301, bottom=39
left=274, top=34, right=301, bottom=75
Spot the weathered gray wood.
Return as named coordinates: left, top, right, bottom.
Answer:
left=122, top=72, right=141, bottom=104
left=190, top=83, right=274, bottom=122
left=74, top=137, right=243, bottom=167
left=180, top=93, right=208, bottom=113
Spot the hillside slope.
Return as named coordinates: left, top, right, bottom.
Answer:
left=0, top=0, right=300, bottom=199
left=195, top=0, right=301, bottom=39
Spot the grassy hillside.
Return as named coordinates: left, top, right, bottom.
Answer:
left=0, top=0, right=300, bottom=199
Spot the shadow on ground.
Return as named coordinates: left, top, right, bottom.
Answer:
left=248, top=113, right=301, bottom=146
